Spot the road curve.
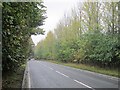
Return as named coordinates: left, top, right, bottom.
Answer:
left=28, top=59, right=119, bottom=89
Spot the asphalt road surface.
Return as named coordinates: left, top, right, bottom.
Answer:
left=28, top=59, right=119, bottom=89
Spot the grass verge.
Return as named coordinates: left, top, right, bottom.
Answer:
left=2, top=64, right=25, bottom=88
left=47, top=60, right=119, bottom=78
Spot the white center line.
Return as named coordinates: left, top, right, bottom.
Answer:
left=74, top=79, right=94, bottom=90
left=56, top=71, right=69, bottom=78
left=49, top=67, right=54, bottom=70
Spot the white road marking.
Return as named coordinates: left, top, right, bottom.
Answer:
left=56, top=71, right=69, bottom=78
left=74, top=79, right=94, bottom=89
left=27, top=62, right=31, bottom=88
left=49, top=62, right=119, bottom=81
left=49, top=67, right=54, bottom=70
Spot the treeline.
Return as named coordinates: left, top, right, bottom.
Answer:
left=2, top=2, right=46, bottom=72
left=35, top=2, right=120, bottom=68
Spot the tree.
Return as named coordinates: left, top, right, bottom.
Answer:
left=2, top=2, right=46, bottom=72
left=35, top=1, right=120, bottom=68
left=34, top=31, right=56, bottom=60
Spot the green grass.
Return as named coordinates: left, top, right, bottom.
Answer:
left=2, top=64, right=25, bottom=88
left=47, top=60, right=119, bottom=78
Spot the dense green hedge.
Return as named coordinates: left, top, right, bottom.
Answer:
left=2, top=2, right=46, bottom=72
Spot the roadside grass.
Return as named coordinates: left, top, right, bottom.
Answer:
left=2, top=64, right=25, bottom=88
left=47, top=60, right=119, bottom=78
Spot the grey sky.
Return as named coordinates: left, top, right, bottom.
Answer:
left=31, top=0, right=80, bottom=45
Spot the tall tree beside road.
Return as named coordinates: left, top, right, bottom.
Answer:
left=35, top=2, right=120, bottom=68
left=2, top=2, right=46, bottom=72
left=34, top=31, right=55, bottom=59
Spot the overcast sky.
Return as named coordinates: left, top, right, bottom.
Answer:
left=31, top=0, right=80, bottom=45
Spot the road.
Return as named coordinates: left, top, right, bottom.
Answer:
left=28, top=59, right=119, bottom=89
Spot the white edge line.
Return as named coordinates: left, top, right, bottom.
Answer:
left=56, top=71, right=69, bottom=78
left=22, top=64, right=27, bottom=88
left=74, top=79, right=93, bottom=89
left=27, top=62, right=31, bottom=88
